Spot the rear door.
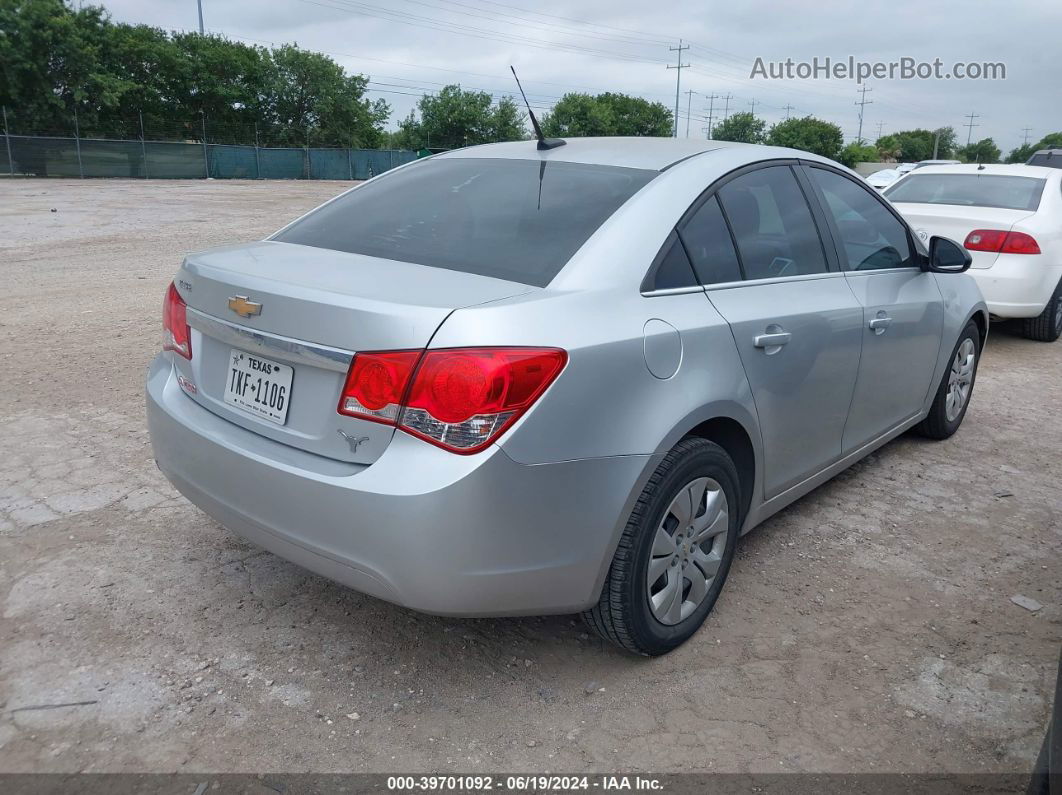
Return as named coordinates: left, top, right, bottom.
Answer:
left=682, top=163, right=863, bottom=499
left=802, top=164, right=943, bottom=451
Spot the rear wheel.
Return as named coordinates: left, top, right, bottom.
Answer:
left=583, top=438, right=740, bottom=656
left=916, top=321, right=980, bottom=440
left=1021, top=280, right=1062, bottom=342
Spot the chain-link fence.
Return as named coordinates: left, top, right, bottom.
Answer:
left=0, top=107, right=417, bottom=180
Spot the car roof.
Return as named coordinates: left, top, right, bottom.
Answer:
left=434, top=136, right=833, bottom=172
left=901, top=163, right=1059, bottom=179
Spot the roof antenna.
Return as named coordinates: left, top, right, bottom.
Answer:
left=510, top=66, right=565, bottom=150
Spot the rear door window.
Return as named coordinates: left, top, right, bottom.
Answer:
left=678, top=195, right=743, bottom=285
left=717, top=166, right=830, bottom=280
left=884, top=174, right=1045, bottom=211
left=273, top=157, right=657, bottom=287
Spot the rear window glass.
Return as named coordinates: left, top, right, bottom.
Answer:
left=885, top=174, right=1045, bottom=211
left=1026, top=152, right=1062, bottom=168
left=273, top=157, right=656, bottom=287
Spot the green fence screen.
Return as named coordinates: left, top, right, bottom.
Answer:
left=0, top=135, right=417, bottom=180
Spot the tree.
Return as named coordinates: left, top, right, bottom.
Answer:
left=394, top=85, right=526, bottom=150
left=0, top=0, right=390, bottom=147
left=838, top=142, right=878, bottom=168
left=765, top=116, right=843, bottom=160
left=875, top=128, right=956, bottom=162
left=1006, top=143, right=1037, bottom=163
left=262, top=45, right=388, bottom=147
left=713, top=111, right=766, bottom=144
left=541, top=92, right=671, bottom=138
left=1008, top=132, right=1062, bottom=163
left=957, top=138, right=1001, bottom=164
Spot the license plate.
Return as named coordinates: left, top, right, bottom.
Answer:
left=224, top=350, right=293, bottom=425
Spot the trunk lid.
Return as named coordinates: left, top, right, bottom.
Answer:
left=172, top=241, right=531, bottom=464
left=893, top=203, right=1037, bottom=269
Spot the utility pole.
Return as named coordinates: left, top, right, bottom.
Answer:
left=875, top=120, right=886, bottom=141
left=2, top=106, right=13, bottom=177
left=747, top=98, right=759, bottom=116
left=196, top=0, right=204, bottom=34
left=782, top=104, right=794, bottom=120
left=73, top=106, right=83, bottom=179
left=721, top=93, right=733, bottom=123
left=1021, top=127, right=1033, bottom=145
left=854, top=85, right=873, bottom=144
left=667, top=40, right=690, bottom=138
left=683, top=89, right=697, bottom=138
left=963, top=112, right=980, bottom=146
left=704, top=93, right=719, bottom=139
left=139, top=111, right=148, bottom=179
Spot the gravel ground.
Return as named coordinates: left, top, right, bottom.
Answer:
left=0, top=179, right=1058, bottom=775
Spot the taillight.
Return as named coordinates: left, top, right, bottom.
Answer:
left=337, top=347, right=567, bottom=454
left=1000, top=231, right=1041, bottom=255
left=337, top=350, right=419, bottom=424
left=162, top=282, right=192, bottom=359
left=964, top=229, right=1041, bottom=255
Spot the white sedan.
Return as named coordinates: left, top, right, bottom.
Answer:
left=866, top=168, right=901, bottom=190
left=885, top=164, right=1062, bottom=341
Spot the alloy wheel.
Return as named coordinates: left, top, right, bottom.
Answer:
left=646, top=477, right=729, bottom=626
left=945, top=338, right=976, bottom=422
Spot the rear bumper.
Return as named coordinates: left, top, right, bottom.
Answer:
left=146, top=354, right=650, bottom=616
left=968, top=256, right=1062, bottom=318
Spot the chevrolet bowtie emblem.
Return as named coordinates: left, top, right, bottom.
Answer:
left=227, top=295, right=262, bottom=317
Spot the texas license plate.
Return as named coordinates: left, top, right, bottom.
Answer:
left=223, top=350, right=293, bottom=425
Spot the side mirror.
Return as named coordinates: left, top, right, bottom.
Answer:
left=925, top=236, right=971, bottom=273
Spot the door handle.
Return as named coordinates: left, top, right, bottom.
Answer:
left=753, top=331, right=792, bottom=348
left=869, top=315, right=893, bottom=334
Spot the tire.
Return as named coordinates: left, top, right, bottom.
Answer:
left=916, top=321, right=980, bottom=440
left=1021, top=279, right=1062, bottom=342
left=583, top=437, right=741, bottom=656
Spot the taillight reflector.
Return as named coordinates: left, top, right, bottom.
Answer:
left=162, top=282, right=192, bottom=359
left=964, top=229, right=1041, bottom=255
left=338, top=347, right=567, bottom=454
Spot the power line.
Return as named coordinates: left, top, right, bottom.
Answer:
left=667, top=40, right=690, bottom=138
left=299, top=0, right=670, bottom=65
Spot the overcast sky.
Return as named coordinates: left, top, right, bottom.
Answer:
left=94, top=0, right=1059, bottom=153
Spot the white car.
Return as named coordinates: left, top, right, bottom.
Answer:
left=914, top=159, right=961, bottom=170
left=885, top=164, right=1062, bottom=341
left=866, top=168, right=900, bottom=190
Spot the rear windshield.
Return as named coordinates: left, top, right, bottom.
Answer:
left=1026, top=152, right=1062, bottom=169
left=273, top=157, right=657, bottom=287
left=885, top=173, right=1045, bottom=211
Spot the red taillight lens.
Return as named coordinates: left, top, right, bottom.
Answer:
left=337, top=350, right=419, bottom=424
left=963, top=229, right=1007, bottom=252
left=964, top=229, right=1041, bottom=255
left=1001, top=231, right=1041, bottom=255
left=336, top=347, right=567, bottom=453
left=162, top=282, right=192, bottom=359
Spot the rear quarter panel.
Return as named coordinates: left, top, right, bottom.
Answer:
left=430, top=286, right=762, bottom=467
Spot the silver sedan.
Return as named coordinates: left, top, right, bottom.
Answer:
left=147, top=137, right=987, bottom=655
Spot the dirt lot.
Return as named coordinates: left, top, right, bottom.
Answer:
left=0, top=179, right=1058, bottom=775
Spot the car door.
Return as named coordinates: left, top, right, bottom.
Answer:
left=801, top=164, right=944, bottom=452
left=680, top=163, right=863, bottom=500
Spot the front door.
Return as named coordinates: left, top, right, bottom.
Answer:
left=802, top=165, right=944, bottom=452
